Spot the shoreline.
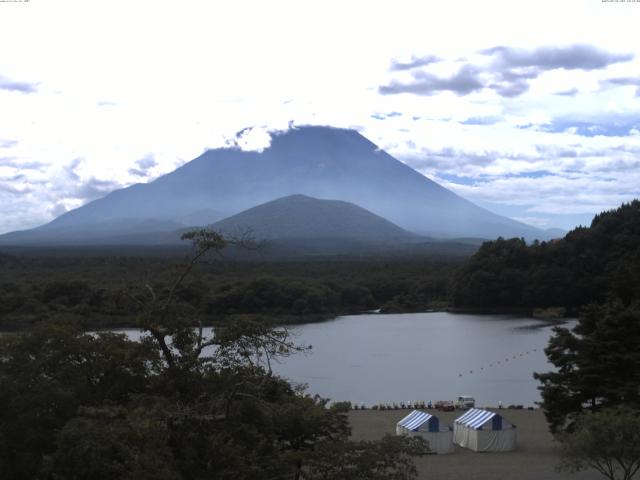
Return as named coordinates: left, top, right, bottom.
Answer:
left=349, top=409, right=600, bottom=480
left=0, top=298, right=579, bottom=333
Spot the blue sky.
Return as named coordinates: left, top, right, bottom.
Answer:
left=0, top=0, right=639, bottom=233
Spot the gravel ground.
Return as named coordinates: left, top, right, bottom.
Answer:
left=348, top=409, right=602, bottom=480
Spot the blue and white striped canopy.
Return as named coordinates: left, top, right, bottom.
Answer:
left=397, top=410, right=433, bottom=431
left=455, top=409, right=496, bottom=430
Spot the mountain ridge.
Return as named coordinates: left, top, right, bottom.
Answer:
left=0, top=126, right=551, bottom=245
left=211, top=194, right=418, bottom=241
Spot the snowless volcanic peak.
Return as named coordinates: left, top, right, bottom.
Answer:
left=0, top=125, right=548, bottom=245
left=212, top=194, right=417, bottom=241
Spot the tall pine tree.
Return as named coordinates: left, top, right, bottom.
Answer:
left=535, top=302, right=640, bottom=433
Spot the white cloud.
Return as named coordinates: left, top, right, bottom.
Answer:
left=0, top=0, right=639, bottom=233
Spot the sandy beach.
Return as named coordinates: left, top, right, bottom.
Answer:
left=349, top=408, right=602, bottom=480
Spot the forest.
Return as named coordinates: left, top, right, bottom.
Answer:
left=452, top=201, right=640, bottom=312
left=0, top=251, right=457, bottom=331
left=2, top=202, right=640, bottom=478
left=526, top=203, right=640, bottom=480
left=0, top=231, right=428, bottom=479
left=2, top=201, right=639, bottom=332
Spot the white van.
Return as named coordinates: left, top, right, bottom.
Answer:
left=455, top=396, right=475, bottom=409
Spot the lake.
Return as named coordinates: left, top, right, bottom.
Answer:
left=118, top=312, right=570, bottom=407
left=272, top=312, right=569, bottom=407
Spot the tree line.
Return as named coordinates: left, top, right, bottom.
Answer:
left=452, top=201, right=640, bottom=311
left=452, top=201, right=640, bottom=479
left=0, top=254, right=457, bottom=331
left=3, top=200, right=640, bottom=479
left=0, top=231, right=428, bottom=480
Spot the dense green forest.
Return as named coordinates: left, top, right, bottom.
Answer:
left=0, top=231, right=427, bottom=479
left=2, top=202, right=640, bottom=478
left=522, top=200, right=640, bottom=468
left=3, top=201, right=639, bottom=332
left=0, top=252, right=457, bottom=330
left=452, top=201, right=640, bottom=312
left=0, top=320, right=426, bottom=479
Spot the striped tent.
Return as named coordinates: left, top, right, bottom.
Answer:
left=396, top=410, right=454, bottom=454
left=453, top=408, right=516, bottom=452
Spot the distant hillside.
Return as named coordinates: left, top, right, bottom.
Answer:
left=212, top=194, right=416, bottom=241
left=0, top=194, right=483, bottom=257
left=0, top=126, right=549, bottom=245
left=452, top=200, right=640, bottom=311
left=0, top=218, right=184, bottom=246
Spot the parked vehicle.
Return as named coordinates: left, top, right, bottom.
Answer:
left=435, top=400, right=455, bottom=412
left=455, top=396, right=475, bottom=409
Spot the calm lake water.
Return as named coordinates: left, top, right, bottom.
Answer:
left=119, top=312, right=571, bottom=407
left=273, top=312, right=569, bottom=408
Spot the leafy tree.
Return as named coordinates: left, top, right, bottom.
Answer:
left=557, top=407, right=640, bottom=480
left=0, top=229, right=427, bottom=480
left=51, top=405, right=179, bottom=480
left=534, top=303, right=640, bottom=433
left=0, top=322, right=156, bottom=480
left=304, top=435, right=427, bottom=480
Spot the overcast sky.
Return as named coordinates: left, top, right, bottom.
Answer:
left=1, top=0, right=639, bottom=234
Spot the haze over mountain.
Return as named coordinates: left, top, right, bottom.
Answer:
left=208, top=194, right=463, bottom=257
left=212, top=194, right=416, bottom=241
left=0, top=195, right=417, bottom=248
left=0, top=126, right=553, bottom=245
